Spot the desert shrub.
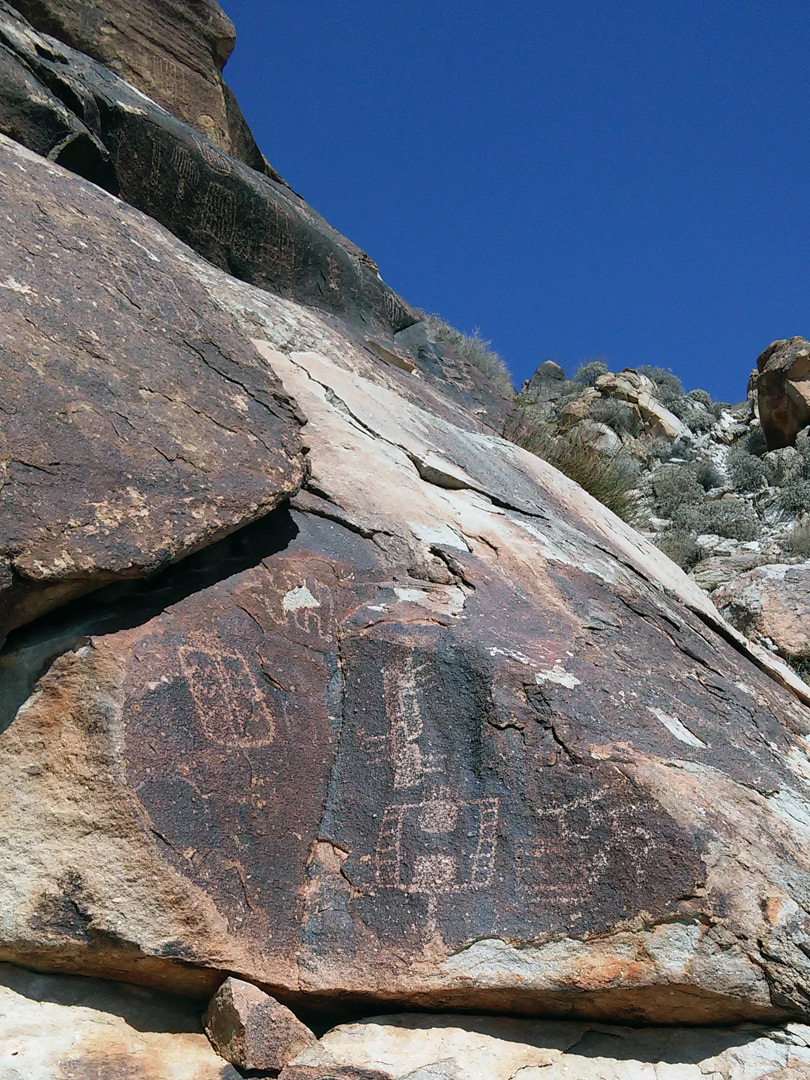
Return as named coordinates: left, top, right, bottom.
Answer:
left=516, top=426, right=638, bottom=522
left=776, top=477, right=810, bottom=518
left=741, top=428, right=769, bottom=457
left=687, top=388, right=726, bottom=419
left=789, top=656, right=810, bottom=685
left=726, top=446, right=774, bottom=493
left=673, top=499, right=759, bottom=541
left=651, top=463, right=704, bottom=517
left=573, top=359, right=609, bottom=387
left=783, top=522, right=810, bottom=559
left=590, top=397, right=642, bottom=436
left=670, top=436, right=695, bottom=459
left=421, top=314, right=514, bottom=395
left=658, top=530, right=702, bottom=571
left=638, top=365, right=685, bottom=408
left=695, top=458, right=724, bottom=491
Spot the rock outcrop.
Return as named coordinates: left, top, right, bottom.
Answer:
left=4, top=135, right=810, bottom=1026
left=279, top=1012, right=810, bottom=1080
left=0, top=2, right=413, bottom=335
left=757, top=336, right=810, bottom=450
left=0, top=963, right=240, bottom=1079
left=714, top=563, right=810, bottom=663
left=0, top=135, right=305, bottom=644
left=8, top=0, right=269, bottom=171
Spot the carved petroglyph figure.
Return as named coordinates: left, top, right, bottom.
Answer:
left=198, top=140, right=233, bottom=176
left=178, top=635, right=275, bottom=747
left=376, top=792, right=500, bottom=898
left=199, top=182, right=236, bottom=245
left=382, top=658, right=443, bottom=790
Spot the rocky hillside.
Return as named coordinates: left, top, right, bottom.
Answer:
left=513, top=350, right=810, bottom=678
left=3, top=2, right=810, bottom=1078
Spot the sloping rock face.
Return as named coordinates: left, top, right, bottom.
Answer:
left=4, top=138, right=810, bottom=1026
left=0, top=963, right=239, bottom=1079
left=280, top=1013, right=810, bottom=1080
left=9, top=0, right=267, bottom=171
left=757, top=337, right=810, bottom=450
left=0, top=135, right=305, bottom=643
left=0, top=2, right=413, bottom=335
left=714, top=563, right=810, bottom=662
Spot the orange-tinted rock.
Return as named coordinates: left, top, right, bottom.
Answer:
left=756, top=337, right=810, bottom=449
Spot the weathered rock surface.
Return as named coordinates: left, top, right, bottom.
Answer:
left=714, top=563, right=810, bottom=662
left=204, top=977, right=317, bottom=1071
left=4, top=137, right=810, bottom=1027
left=8, top=0, right=266, bottom=169
left=0, top=2, right=413, bottom=335
left=0, top=963, right=240, bottom=1079
left=757, top=337, right=810, bottom=450
left=280, top=1013, right=810, bottom=1080
left=595, top=369, right=690, bottom=439
left=0, top=134, right=305, bottom=643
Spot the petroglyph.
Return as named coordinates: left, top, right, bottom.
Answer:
left=376, top=792, right=500, bottom=896
left=178, top=635, right=275, bottom=747
left=382, top=658, right=443, bottom=790
left=199, top=182, right=236, bottom=245
left=198, top=140, right=233, bottom=176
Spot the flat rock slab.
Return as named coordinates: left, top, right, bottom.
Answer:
left=280, top=1012, right=810, bottom=1080
left=0, top=135, right=304, bottom=640
left=0, top=963, right=240, bottom=1079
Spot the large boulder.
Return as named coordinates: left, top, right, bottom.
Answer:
left=8, top=0, right=268, bottom=171
left=279, top=1012, right=810, bottom=1080
left=714, top=563, right=810, bottom=662
left=0, top=963, right=240, bottom=1079
left=0, top=135, right=305, bottom=644
left=757, top=337, right=810, bottom=450
left=595, top=369, right=689, bottom=439
left=4, top=137, right=810, bottom=1027
left=0, top=2, right=413, bottom=336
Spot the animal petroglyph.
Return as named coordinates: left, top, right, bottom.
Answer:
left=178, top=637, right=275, bottom=747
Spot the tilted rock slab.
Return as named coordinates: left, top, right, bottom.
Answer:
left=279, top=1012, right=810, bottom=1080
left=0, top=963, right=240, bottom=1079
left=757, top=336, right=810, bottom=450
left=0, top=1, right=412, bottom=334
left=8, top=0, right=265, bottom=169
left=0, top=134, right=305, bottom=641
left=5, top=138, right=810, bottom=1026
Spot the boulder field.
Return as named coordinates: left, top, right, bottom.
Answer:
left=2, top=1, right=810, bottom=1076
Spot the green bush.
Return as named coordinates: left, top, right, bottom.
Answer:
left=638, top=365, right=685, bottom=408
left=590, top=397, right=642, bottom=436
left=516, top=426, right=638, bottom=522
left=727, top=447, right=774, bottom=493
left=658, top=530, right=702, bottom=571
left=422, top=314, right=514, bottom=396
left=695, top=458, right=724, bottom=491
left=741, top=428, right=769, bottom=457
left=783, top=522, right=810, bottom=559
left=651, top=463, right=704, bottom=517
left=777, top=477, right=810, bottom=518
left=573, top=359, right=609, bottom=387
left=687, top=388, right=726, bottom=419
left=673, top=499, right=759, bottom=541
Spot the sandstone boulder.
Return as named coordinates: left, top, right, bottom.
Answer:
left=0, top=963, right=240, bottom=1079
left=204, top=977, right=317, bottom=1071
left=9, top=0, right=268, bottom=170
left=757, top=337, right=810, bottom=450
left=0, top=3, right=413, bottom=335
left=279, top=1012, right=810, bottom=1080
left=713, top=563, right=810, bottom=662
left=5, top=137, right=810, bottom=1027
left=595, top=370, right=690, bottom=439
left=0, top=134, right=305, bottom=644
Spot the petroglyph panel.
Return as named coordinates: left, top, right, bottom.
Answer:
left=199, top=182, right=236, bottom=245
left=178, top=635, right=275, bottom=747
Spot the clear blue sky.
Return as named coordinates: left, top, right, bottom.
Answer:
left=221, top=1, right=810, bottom=402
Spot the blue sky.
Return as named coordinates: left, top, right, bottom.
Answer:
left=221, top=1, right=810, bottom=401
